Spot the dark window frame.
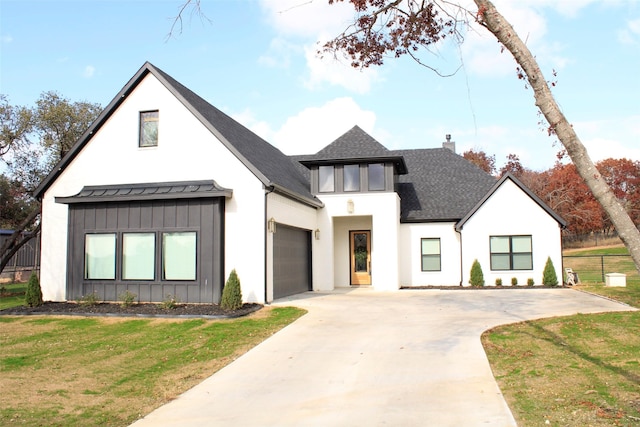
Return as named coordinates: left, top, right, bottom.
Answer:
left=343, top=164, right=361, bottom=192
left=139, top=110, right=159, bottom=147
left=318, top=165, right=335, bottom=193
left=368, top=163, right=385, bottom=191
left=489, top=235, right=533, bottom=271
left=421, top=238, right=441, bottom=272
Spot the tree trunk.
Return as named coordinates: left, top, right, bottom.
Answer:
left=474, top=0, right=640, bottom=273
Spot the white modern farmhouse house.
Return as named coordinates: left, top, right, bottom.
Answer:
left=34, top=62, right=566, bottom=304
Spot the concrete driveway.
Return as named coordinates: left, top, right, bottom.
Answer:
left=130, top=288, right=634, bottom=427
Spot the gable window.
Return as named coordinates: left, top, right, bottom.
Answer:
left=343, top=164, right=360, bottom=192
left=490, top=235, right=532, bottom=270
left=139, top=110, right=159, bottom=147
left=163, top=232, right=197, bottom=281
left=123, top=233, right=155, bottom=280
left=368, top=163, right=385, bottom=191
left=421, top=238, right=441, bottom=271
left=85, top=233, right=116, bottom=280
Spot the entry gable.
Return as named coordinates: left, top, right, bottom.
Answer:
left=455, top=172, right=566, bottom=231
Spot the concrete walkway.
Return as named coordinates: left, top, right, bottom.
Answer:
left=130, top=288, right=635, bottom=427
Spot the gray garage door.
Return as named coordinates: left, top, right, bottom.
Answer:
left=273, top=224, right=311, bottom=299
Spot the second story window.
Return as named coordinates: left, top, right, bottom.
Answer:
left=368, top=163, right=385, bottom=190
left=139, top=110, right=159, bottom=147
left=343, top=164, right=360, bottom=192
left=319, top=165, right=335, bottom=192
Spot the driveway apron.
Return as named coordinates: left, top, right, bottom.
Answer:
left=130, top=289, right=634, bottom=427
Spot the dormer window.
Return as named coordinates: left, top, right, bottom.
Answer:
left=343, top=164, right=360, bottom=192
left=139, top=110, right=159, bottom=147
left=368, top=163, right=385, bottom=191
left=319, top=165, right=335, bottom=192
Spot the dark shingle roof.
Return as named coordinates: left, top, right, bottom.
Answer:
left=314, top=125, right=390, bottom=158
left=392, top=148, right=497, bottom=222
left=35, top=62, right=321, bottom=208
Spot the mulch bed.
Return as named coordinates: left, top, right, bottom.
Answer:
left=0, top=301, right=262, bottom=319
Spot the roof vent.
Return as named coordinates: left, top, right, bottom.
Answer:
left=443, top=134, right=455, bottom=153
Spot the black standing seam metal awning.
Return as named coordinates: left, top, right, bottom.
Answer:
left=55, top=180, right=232, bottom=204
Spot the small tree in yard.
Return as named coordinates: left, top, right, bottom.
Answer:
left=220, top=269, right=243, bottom=311
left=542, top=257, right=559, bottom=287
left=25, top=271, right=43, bottom=307
left=469, top=260, right=484, bottom=287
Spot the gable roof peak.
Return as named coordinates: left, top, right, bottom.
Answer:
left=314, top=125, right=389, bottom=159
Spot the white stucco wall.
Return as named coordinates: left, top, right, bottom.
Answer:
left=40, top=74, right=266, bottom=302
left=314, top=192, right=401, bottom=291
left=399, top=222, right=462, bottom=286
left=460, top=179, right=563, bottom=286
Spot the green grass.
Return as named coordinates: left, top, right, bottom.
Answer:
left=0, top=307, right=306, bottom=426
left=482, top=244, right=640, bottom=426
left=483, top=311, right=640, bottom=426
left=0, top=282, right=26, bottom=310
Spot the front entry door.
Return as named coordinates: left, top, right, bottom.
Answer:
left=350, top=230, right=371, bottom=285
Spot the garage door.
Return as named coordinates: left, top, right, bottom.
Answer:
left=273, top=224, right=311, bottom=299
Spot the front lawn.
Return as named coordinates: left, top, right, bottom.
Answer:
left=0, top=282, right=27, bottom=310
left=0, top=307, right=305, bottom=426
left=483, top=244, right=640, bottom=426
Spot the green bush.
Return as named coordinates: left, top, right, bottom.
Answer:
left=542, top=256, right=559, bottom=286
left=221, top=269, right=243, bottom=310
left=527, top=278, right=534, bottom=286
left=469, top=260, right=485, bottom=287
left=119, top=290, right=137, bottom=307
left=511, top=277, right=518, bottom=286
left=24, top=272, right=43, bottom=307
left=495, top=278, right=503, bottom=286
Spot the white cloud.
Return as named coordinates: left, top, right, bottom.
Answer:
left=83, top=65, right=95, bottom=78
left=234, top=97, right=377, bottom=155
left=1, top=35, right=12, bottom=44
left=618, top=18, right=640, bottom=45
left=573, top=116, right=640, bottom=163
left=303, top=44, right=380, bottom=93
left=258, top=37, right=300, bottom=68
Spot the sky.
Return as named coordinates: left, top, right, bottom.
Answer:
left=1, top=0, right=639, bottom=172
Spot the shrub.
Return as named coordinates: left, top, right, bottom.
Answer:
left=221, top=269, right=243, bottom=310
left=24, top=272, right=43, bottom=307
left=495, top=278, right=502, bottom=287
left=78, top=292, right=99, bottom=307
left=527, top=278, right=534, bottom=286
left=511, top=277, right=518, bottom=286
left=469, top=260, right=485, bottom=287
left=161, top=294, right=179, bottom=310
left=542, top=256, right=559, bottom=286
left=119, top=290, right=137, bottom=307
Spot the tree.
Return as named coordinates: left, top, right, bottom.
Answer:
left=469, top=259, right=484, bottom=287
left=318, top=0, right=640, bottom=272
left=597, top=158, right=640, bottom=229
left=0, top=93, right=101, bottom=275
left=220, top=269, right=243, bottom=310
left=541, top=256, right=558, bottom=287
left=462, top=148, right=496, bottom=175
left=24, top=271, right=43, bottom=307
left=499, top=153, right=524, bottom=178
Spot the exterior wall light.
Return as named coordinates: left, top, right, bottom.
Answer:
left=268, top=217, right=277, bottom=233
left=347, top=199, right=354, bottom=214
left=314, top=229, right=320, bottom=240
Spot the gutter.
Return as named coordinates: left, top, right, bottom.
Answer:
left=456, top=226, right=464, bottom=286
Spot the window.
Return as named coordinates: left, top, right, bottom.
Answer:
left=319, top=165, right=335, bottom=192
left=139, top=110, right=159, bottom=147
left=85, top=233, right=116, bottom=279
left=343, top=164, right=360, bottom=192
left=368, top=163, right=385, bottom=191
left=163, top=232, right=197, bottom=280
left=123, top=233, right=155, bottom=280
left=421, top=238, right=441, bottom=271
left=490, top=235, right=532, bottom=270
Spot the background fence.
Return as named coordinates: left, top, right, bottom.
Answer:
left=562, top=255, right=639, bottom=285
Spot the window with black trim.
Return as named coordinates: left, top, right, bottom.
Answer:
left=421, top=238, right=441, bottom=271
left=163, top=232, right=197, bottom=281
left=319, top=165, right=335, bottom=192
left=343, top=164, right=360, bottom=192
left=123, top=233, right=155, bottom=280
left=490, top=235, right=532, bottom=270
left=85, top=233, right=116, bottom=280
left=368, top=163, right=385, bottom=191
left=139, top=110, right=158, bottom=147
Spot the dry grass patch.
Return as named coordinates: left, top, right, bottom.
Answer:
left=0, top=306, right=305, bottom=426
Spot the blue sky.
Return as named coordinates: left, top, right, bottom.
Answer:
left=1, top=0, right=639, bottom=171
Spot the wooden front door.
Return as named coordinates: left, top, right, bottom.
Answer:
left=350, top=230, right=371, bottom=285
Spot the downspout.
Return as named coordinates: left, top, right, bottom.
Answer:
left=456, top=227, right=463, bottom=286
left=264, top=185, right=275, bottom=304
